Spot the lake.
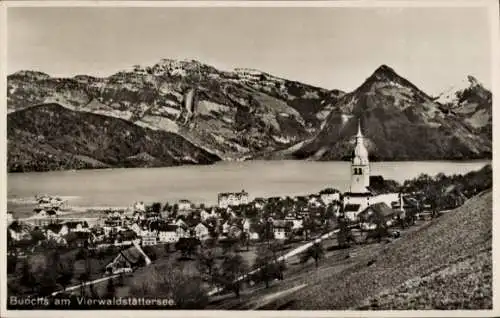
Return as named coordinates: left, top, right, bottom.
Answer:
left=7, top=160, right=490, bottom=211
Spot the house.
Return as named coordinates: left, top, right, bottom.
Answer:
left=105, top=242, right=152, bottom=274
left=218, top=190, right=249, bottom=208
left=284, top=215, right=303, bottom=230
left=319, top=188, right=341, bottom=205
left=308, top=195, right=323, bottom=208
left=106, top=210, right=124, bottom=219
left=272, top=220, right=292, bottom=240
left=65, top=231, right=93, bottom=248
left=45, top=223, right=63, bottom=240
left=64, top=221, right=89, bottom=233
left=343, top=203, right=362, bottom=222
left=222, top=220, right=231, bottom=235
left=133, top=201, right=146, bottom=213
left=46, top=223, right=69, bottom=237
left=370, top=193, right=404, bottom=213
left=160, top=209, right=170, bottom=220
left=158, top=224, right=180, bottom=243
left=178, top=200, right=193, bottom=211
left=175, top=218, right=188, bottom=229
left=194, top=223, right=210, bottom=241
left=117, top=229, right=138, bottom=244
left=200, top=209, right=211, bottom=222
left=249, top=232, right=260, bottom=240
left=252, top=198, right=266, bottom=210
left=104, top=217, right=123, bottom=228
left=357, top=202, right=398, bottom=230
left=141, top=231, right=157, bottom=246
left=8, top=221, right=32, bottom=241
left=130, top=222, right=142, bottom=236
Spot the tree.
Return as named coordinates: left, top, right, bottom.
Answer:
left=300, top=242, right=324, bottom=268
left=7, top=253, right=18, bottom=274
left=50, top=250, right=74, bottom=292
left=172, top=204, right=179, bottom=217
left=240, top=231, right=250, bottom=252
left=79, top=257, right=95, bottom=297
left=150, top=202, right=162, bottom=214
left=303, top=217, right=318, bottom=241
left=56, top=260, right=74, bottom=292
left=254, top=245, right=285, bottom=288
left=337, top=215, right=355, bottom=248
left=105, top=278, right=116, bottom=298
left=198, top=247, right=216, bottom=275
left=162, top=202, right=171, bottom=212
left=258, top=219, right=274, bottom=244
left=216, top=253, right=248, bottom=298
left=30, top=228, right=46, bottom=245
left=175, top=237, right=201, bottom=259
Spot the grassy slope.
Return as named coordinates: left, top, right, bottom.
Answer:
left=357, top=250, right=492, bottom=309
left=261, top=190, right=492, bottom=309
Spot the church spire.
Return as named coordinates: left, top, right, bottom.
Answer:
left=353, top=118, right=369, bottom=165
left=356, top=119, right=363, bottom=139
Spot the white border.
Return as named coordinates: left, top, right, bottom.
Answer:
left=1, top=0, right=498, bottom=317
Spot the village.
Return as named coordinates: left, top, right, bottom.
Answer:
left=6, top=122, right=490, bottom=308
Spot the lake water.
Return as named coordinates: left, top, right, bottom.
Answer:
left=7, top=160, right=490, bottom=210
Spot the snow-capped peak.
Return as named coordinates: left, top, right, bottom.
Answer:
left=435, top=75, right=482, bottom=105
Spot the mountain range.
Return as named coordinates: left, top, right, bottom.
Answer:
left=7, top=60, right=492, bottom=172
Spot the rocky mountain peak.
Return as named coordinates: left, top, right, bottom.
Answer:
left=355, top=64, right=423, bottom=96
left=373, top=64, right=396, bottom=75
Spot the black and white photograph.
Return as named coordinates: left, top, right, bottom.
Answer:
left=1, top=0, right=498, bottom=315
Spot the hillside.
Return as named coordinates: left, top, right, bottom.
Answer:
left=7, top=103, right=221, bottom=172
left=8, top=60, right=341, bottom=160
left=291, top=65, right=492, bottom=161
left=265, top=189, right=492, bottom=309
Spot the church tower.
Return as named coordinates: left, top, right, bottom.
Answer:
left=350, top=120, right=370, bottom=193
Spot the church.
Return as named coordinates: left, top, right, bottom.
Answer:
left=342, top=120, right=403, bottom=221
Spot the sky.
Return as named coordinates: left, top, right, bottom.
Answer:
left=7, top=5, right=493, bottom=95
